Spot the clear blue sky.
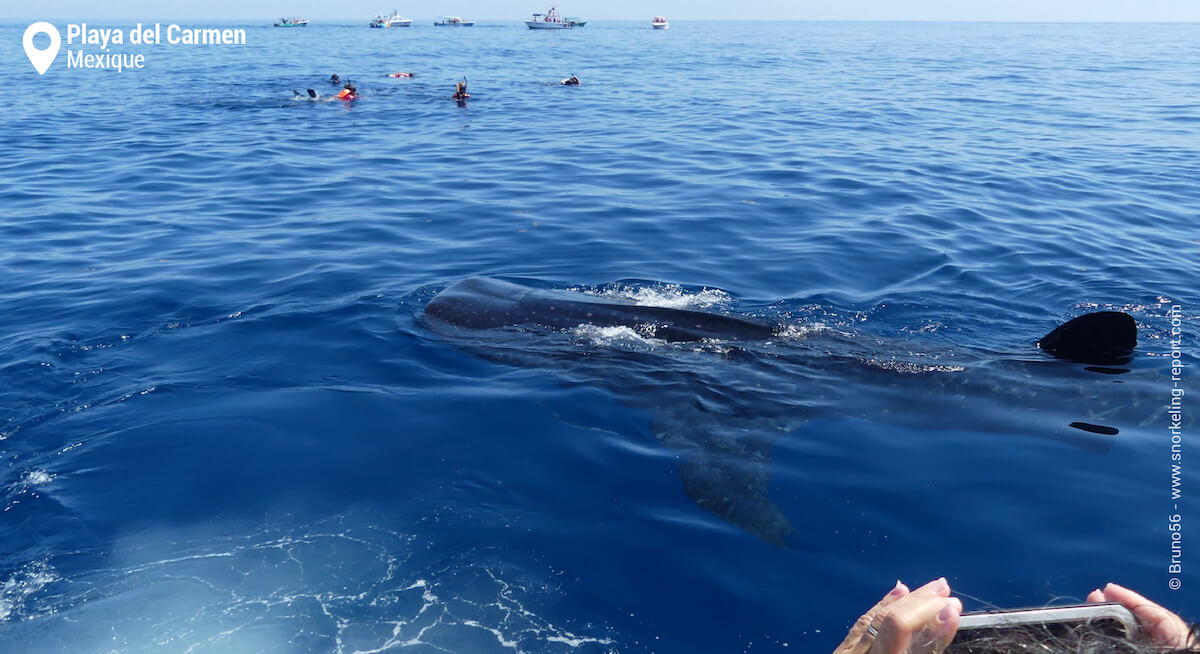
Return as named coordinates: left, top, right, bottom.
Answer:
left=7, top=0, right=1200, bottom=22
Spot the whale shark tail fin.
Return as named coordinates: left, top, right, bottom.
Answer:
left=1037, top=311, right=1137, bottom=365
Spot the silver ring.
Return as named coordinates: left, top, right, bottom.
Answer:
left=866, top=624, right=879, bottom=638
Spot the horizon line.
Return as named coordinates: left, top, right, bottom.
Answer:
left=6, top=17, right=1200, bottom=23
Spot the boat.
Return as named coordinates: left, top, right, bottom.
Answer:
left=525, top=6, right=580, bottom=29
left=387, top=12, right=413, bottom=27
left=651, top=16, right=668, bottom=29
left=371, top=11, right=412, bottom=27
left=274, top=17, right=309, bottom=27
left=434, top=16, right=475, bottom=26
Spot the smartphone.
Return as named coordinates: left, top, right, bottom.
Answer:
left=947, top=602, right=1138, bottom=653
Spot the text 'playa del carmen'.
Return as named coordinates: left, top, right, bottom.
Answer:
left=68, top=24, right=245, bottom=72
left=24, top=22, right=247, bottom=75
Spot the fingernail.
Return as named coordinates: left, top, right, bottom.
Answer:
left=888, top=580, right=905, bottom=597
left=928, top=577, right=948, bottom=593
left=937, top=600, right=955, bottom=623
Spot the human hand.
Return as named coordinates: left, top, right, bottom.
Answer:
left=1087, top=582, right=1197, bottom=650
left=834, top=578, right=963, bottom=654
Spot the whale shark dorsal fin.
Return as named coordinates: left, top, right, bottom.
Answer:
left=1037, top=311, right=1137, bottom=365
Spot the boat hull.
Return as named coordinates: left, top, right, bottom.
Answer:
left=435, top=21, right=475, bottom=26
left=652, top=23, right=668, bottom=29
left=525, top=20, right=571, bottom=29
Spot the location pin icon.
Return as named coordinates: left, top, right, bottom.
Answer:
left=23, top=22, right=62, bottom=75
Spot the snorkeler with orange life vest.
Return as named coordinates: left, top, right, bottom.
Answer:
left=293, top=75, right=357, bottom=102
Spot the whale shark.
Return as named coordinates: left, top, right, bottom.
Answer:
left=420, top=276, right=1139, bottom=545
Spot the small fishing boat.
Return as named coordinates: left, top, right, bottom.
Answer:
left=525, top=6, right=579, bottom=29
left=434, top=16, right=475, bottom=26
left=369, top=15, right=385, bottom=27
left=651, top=16, right=668, bottom=29
left=274, top=17, right=309, bottom=27
left=564, top=17, right=587, bottom=26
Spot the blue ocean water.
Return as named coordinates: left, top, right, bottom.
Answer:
left=1, top=18, right=1198, bottom=653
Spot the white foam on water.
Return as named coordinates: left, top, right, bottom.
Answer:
left=775, top=322, right=840, bottom=339
left=580, top=284, right=732, bottom=310
left=687, top=340, right=734, bottom=355
left=21, top=470, right=55, bottom=486
left=0, top=516, right=620, bottom=653
left=570, top=323, right=662, bottom=347
left=861, top=359, right=966, bottom=374
left=0, top=560, right=59, bottom=623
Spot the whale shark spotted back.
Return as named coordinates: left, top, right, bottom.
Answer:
left=426, top=276, right=776, bottom=342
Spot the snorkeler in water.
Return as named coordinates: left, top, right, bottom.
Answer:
left=561, top=75, right=580, bottom=86
left=291, top=80, right=356, bottom=103
left=387, top=72, right=414, bottom=78
left=330, top=74, right=341, bottom=85
left=452, top=80, right=469, bottom=101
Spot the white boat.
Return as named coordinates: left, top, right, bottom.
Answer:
left=525, top=6, right=575, bottom=29
left=385, top=10, right=413, bottom=27
left=435, top=16, right=475, bottom=26
left=651, top=16, right=668, bottom=29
